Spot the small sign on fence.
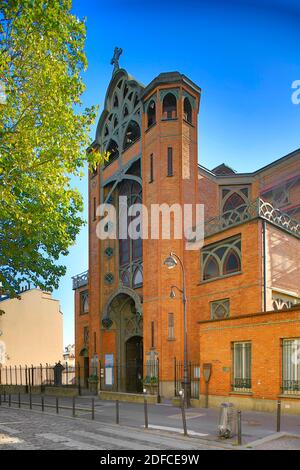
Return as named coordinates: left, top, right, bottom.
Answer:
left=105, top=354, right=114, bottom=386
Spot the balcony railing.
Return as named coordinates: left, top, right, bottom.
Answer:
left=282, top=380, right=300, bottom=395
left=204, top=198, right=300, bottom=239
left=232, top=378, right=252, bottom=392
left=72, top=270, right=88, bottom=290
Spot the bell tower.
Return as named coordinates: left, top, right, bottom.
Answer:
left=141, top=72, right=201, bottom=397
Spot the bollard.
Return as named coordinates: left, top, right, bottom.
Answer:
left=143, top=388, right=148, bottom=429
left=41, top=395, right=45, bottom=412
left=179, top=390, right=188, bottom=436
left=205, top=382, right=209, bottom=409
left=116, top=400, right=119, bottom=425
left=72, top=396, right=76, bottom=417
left=56, top=397, right=59, bottom=414
left=29, top=392, right=32, bottom=409
left=91, top=398, right=95, bottom=421
left=277, top=400, right=281, bottom=433
left=0, top=393, right=1, bottom=406
left=18, top=392, right=21, bottom=408
left=237, top=410, right=242, bottom=445
left=8, top=394, right=11, bottom=407
left=4, top=390, right=6, bottom=402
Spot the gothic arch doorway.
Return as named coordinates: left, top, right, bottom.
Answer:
left=102, top=290, right=143, bottom=393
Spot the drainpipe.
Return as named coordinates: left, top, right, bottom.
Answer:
left=263, top=219, right=267, bottom=312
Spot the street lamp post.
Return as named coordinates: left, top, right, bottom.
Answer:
left=164, top=252, right=191, bottom=407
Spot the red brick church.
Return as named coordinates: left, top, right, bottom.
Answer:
left=73, top=52, right=300, bottom=411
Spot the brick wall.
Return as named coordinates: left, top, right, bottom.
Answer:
left=199, top=308, right=300, bottom=403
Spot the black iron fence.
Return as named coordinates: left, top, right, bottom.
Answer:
left=99, top=359, right=160, bottom=397
left=282, top=339, right=300, bottom=395
left=232, top=378, right=252, bottom=390
left=0, top=363, right=78, bottom=390
left=174, top=358, right=200, bottom=399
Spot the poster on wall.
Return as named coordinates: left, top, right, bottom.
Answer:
left=105, top=354, right=114, bottom=386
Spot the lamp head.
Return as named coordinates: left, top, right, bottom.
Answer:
left=163, top=254, right=177, bottom=270
left=170, top=288, right=176, bottom=299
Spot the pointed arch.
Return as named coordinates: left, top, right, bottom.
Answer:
left=223, top=249, right=241, bottom=275
left=183, top=97, right=192, bottom=123
left=102, top=287, right=143, bottom=323
left=123, top=105, right=129, bottom=117
left=105, top=139, right=119, bottom=166
left=203, top=256, right=220, bottom=280
left=147, top=100, right=156, bottom=128
left=223, top=192, right=247, bottom=213
left=162, top=93, right=177, bottom=119
left=113, top=94, right=119, bottom=108
left=123, top=120, right=141, bottom=151
left=133, top=268, right=143, bottom=288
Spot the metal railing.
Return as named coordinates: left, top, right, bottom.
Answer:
left=174, top=358, right=200, bottom=399
left=232, top=378, right=252, bottom=391
left=282, top=380, right=300, bottom=394
left=204, top=198, right=300, bottom=239
left=282, top=339, right=300, bottom=395
left=72, top=270, right=89, bottom=290
left=99, top=359, right=160, bottom=397
left=0, top=363, right=78, bottom=390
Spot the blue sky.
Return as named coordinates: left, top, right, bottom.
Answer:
left=55, top=0, right=300, bottom=345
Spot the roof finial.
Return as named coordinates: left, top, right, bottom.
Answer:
left=110, top=47, right=123, bottom=75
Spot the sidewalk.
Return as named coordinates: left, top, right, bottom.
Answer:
left=0, top=393, right=299, bottom=449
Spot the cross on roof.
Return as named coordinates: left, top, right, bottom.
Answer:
left=110, top=47, right=123, bottom=74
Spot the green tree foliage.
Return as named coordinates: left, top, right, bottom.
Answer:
left=0, top=0, right=102, bottom=299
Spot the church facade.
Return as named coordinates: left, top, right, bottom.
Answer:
left=73, top=59, right=300, bottom=410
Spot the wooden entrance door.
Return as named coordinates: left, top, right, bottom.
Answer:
left=125, top=336, right=143, bottom=393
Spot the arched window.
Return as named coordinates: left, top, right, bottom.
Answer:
left=223, top=249, right=241, bottom=275
left=134, top=94, right=139, bottom=108
left=223, top=192, right=246, bottom=213
left=123, top=105, right=129, bottom=117
left=118, top=179, right=143, bottom=288
left=123, top=121, right=141, bottom=151
left=113, top=94, right=119, bottom=107
left=105, top=140, right=119, bottom=166
left=201, top=235, right=241, bottom=281
left=114, top=116, right=118, bottom=128
left=104, top=126, right=109, bottom=137
left=121, top=270, right=130, bottom=287
left=80, top=291, right=89, bottom=314
left=133, top=235, right=142, bottom=260
left=203, top=256, right=220, bottom=281
left=133, top=268, right=143, bottom=288
left=147, top=100, right=156, bottom=128
left=162, top=93, right=177, bottom=119
left=123, top=84, right=128, bottom=98
left=183, top=97, right=192, bottom=123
